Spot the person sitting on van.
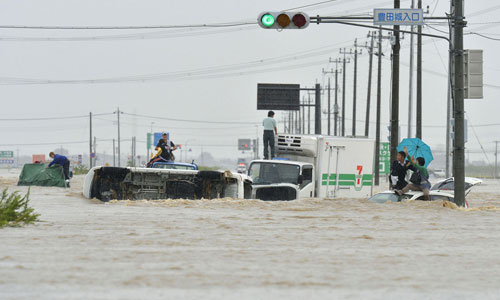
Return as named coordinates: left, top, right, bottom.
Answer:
left=390, top=151, right=409, bottom=190
left=147, top=133, right=177, bottom=167
left=395, top=146, right=431, bottom=200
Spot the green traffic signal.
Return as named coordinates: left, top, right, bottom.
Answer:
left=261, top=14, right=275, bottom=27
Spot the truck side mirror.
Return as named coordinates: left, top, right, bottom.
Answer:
left=297, top=175, right=304, bottom=184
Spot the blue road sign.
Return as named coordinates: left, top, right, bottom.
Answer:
left=374, top=9, right=423, bottom=26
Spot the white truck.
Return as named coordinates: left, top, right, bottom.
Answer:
left=248, top=134, right=375, bottom=200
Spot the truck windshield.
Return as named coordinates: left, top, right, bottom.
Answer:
left=248, top=162, right=300, bottom=185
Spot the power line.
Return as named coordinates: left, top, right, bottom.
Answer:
left=465, top=31, right=500, bottom=41
left=0, top=112, right=112, bottom=121
left=123, top=112, right=259, bottom=125
left=0, top=22, right=255, bottom=30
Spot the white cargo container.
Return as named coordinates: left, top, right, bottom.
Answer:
left=248, top=134, right=375, bottom=200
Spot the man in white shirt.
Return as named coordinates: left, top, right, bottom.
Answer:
left=262, top=111, right=278, bottom=159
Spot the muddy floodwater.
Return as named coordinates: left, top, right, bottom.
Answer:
left=1, top=169, right=500, bottom=299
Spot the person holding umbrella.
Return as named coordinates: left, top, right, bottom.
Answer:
left=395, top=146, right=431, bottom=200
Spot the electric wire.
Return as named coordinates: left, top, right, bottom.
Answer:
left=0, top=113, right=112, bottom=121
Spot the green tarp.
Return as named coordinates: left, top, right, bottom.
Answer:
left=17, top=163, right=66, bottom=188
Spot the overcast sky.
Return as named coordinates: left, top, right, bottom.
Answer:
left=0, top=0, right=499, bottom=165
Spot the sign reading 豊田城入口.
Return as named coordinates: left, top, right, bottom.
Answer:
left=0, top=151, right=14, bottom=158
left=373, top=9, right=424, bottom=26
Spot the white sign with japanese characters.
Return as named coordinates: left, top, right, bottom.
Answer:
left=373, top=9, right=424, bottom=26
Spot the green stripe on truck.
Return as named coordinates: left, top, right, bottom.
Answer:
left=321, top=173, right=373, bottom=186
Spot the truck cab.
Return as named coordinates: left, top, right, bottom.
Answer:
left=248, top=159, right=315, bottom=201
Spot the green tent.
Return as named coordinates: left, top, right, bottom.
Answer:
left=18, top=164, right=66, bottom=188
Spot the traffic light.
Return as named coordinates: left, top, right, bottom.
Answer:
left=238, top=139, right=252, bottom=151
left=258, top=12, right=310, bottom=29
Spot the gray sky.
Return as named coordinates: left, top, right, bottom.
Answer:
left=0, top=0, right=499, bottom=165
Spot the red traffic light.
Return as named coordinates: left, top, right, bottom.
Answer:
left=244, top=144, right=249, bottom=148
left=292, top=13, right=307, bottom=28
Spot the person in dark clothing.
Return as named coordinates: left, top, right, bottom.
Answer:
left=396, top=147, right=431, bottom=200
left=147, top=133, right=177, bottom=167
left=48, top=152, right=70, bottom=181
left=263, top=110, right=277, bottom=160
left=390, top=151, right=408, bottom=190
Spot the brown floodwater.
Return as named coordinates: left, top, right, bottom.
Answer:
left=1, top=169, right=500, bottom=299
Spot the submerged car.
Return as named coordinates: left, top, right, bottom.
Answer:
left=368, top=177, right=482, bottom=208
left=83, top=163, right=252, bottom=202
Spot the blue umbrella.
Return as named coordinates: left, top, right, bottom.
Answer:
left=396, top=138, right=433, bottom=167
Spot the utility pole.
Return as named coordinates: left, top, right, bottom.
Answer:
left=308, top=94, right=311, bottom=134
left=361, top=33, right=375, bottom=137
left=352, top=39, right=363, bottom=136
left=113, top=139, right=116, bottom=167
left=89, top=112, right=93, bottom=168
left=445, top=0, right=454, bottom=178
left=329, top=58, right=343, bottom=136
left=114, top=107, right=122, bottom=167
left=452, top=0, right=466, bottom=207
left=328, top=76, right=331, bottom=135
left=495, top=141, right=499, bottom=179
left=322, top=68, right=335, bottom=135
left=93, top=137, right=97, bottom=166
left=407, top=0, right=416, bottom=138
left=315, top=83, right=322, bottom=134
left=390, top=0, right=401, bottom=167
left=339, top=48, right=352, bottom=136
left=374, top=28, right=383, bottom=186
left=416, top=0, right=423, bottom=139
left=302, top=96, right=305, bottom=134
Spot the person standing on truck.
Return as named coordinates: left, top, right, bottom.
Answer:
left=390, top=151, right=409, bottom=190
left=147, top=132, right=177, bottom=167
left=48, top=152, right=70, bottom=185
left=263, top=111, right=278, bottom=160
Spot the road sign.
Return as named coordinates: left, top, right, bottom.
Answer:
left=379, top=142, right=391, bottom=175
left=257, top=83, right=300, bottom=111
left=373, top=9, right=423, bottom=26
left=147, top=133, right=152, bottom=149
left=0, top=159, right=14, bottom=165
left=0, top=151, right=14, bottom=158
left=464, top=49, right=483, bottom=99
